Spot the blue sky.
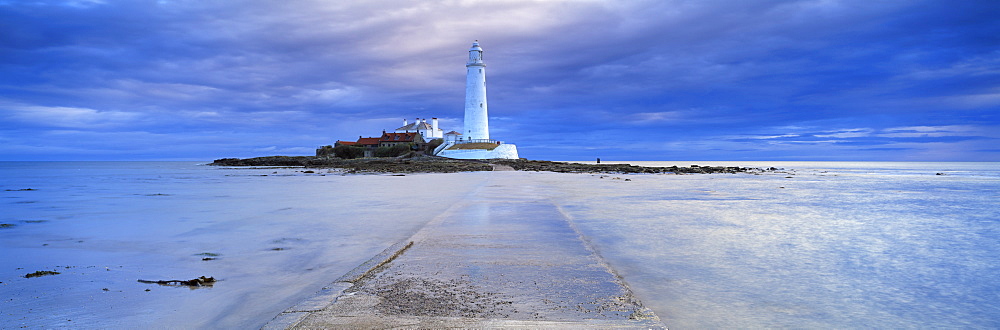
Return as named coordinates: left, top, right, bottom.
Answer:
left=2, top=0, right=998, bottom=161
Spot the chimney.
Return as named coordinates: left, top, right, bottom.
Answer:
left=432, top=118, right=439, bottom=132
left=403, top=119, right=407, bottom=126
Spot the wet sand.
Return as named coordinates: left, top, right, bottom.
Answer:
left=0, top=165, right=495, bottom=329
left=267, top=173, right=664, bottom=329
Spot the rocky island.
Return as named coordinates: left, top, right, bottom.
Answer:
left=211, top=155, right=770, bottom=174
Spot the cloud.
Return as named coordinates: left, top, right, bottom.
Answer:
left=877, top=125, right=995, bottom=138
left=1, top=0, right=998, bottom=160
left=291, top=85, right=363, bottom=105
left=624, top=111, right=684, bottom=124
left=904, top=50, right=1000, bottom=80
left=938, top=89, right=1000, bottom=109
left=813, top=128, right=873, bottom=138
left=0, top=103, right=139, bottom=129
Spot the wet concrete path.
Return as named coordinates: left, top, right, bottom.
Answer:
left=490, top=163, right=516, bottom=171
left=266, top=173, right=663, bottom=329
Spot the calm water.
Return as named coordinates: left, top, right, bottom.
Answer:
left=2, top=161, right=998, bottom=328
left=551, top=161, right=1000, bottom=328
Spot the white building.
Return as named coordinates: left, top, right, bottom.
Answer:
left=437, top=41, right=519, bottom=160
left=463, top=41, right=489, bottom=142
left=395, top=118, right=443, bottom=140
left=444, top=130, right=462, bottom=144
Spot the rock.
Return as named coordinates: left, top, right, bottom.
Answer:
left=488, top=159, right=772, bottom=175
left=24, top=270, right=60, bottom=278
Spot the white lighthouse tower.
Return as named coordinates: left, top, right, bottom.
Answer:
left=464, top=41, right=489, bottom=141
left=436, top=41, right=519, bottom=159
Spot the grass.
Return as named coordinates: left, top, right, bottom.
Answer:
left=447, top=143, right=499, bottom=150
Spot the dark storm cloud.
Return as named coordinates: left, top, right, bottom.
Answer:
left=1, top=0, right=997, bottom=160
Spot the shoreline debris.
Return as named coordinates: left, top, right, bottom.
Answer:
left=25, top=270, right=61, bottom=278
left=138, top=276, right=216, bottom=287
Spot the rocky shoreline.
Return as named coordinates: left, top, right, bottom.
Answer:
left=212, top=155, right=772, bottom=174
left=489, top=159, right=765, bottom=174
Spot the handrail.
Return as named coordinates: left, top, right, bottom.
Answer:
left=455, top=139, right=504, bottom=144
left=433, top=141, right=455, bottom=155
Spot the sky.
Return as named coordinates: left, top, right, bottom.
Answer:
left=2, top=0, right=998, bottom=161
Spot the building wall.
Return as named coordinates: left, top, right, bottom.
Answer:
left=438, top=143, right=518, bottom=159
left=394, top=120, right=442, bottom=139
left=418, top=127, right=443, bottom=139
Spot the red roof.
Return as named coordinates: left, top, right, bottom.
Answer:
left=356, top=137, right=381, bottom=146
left=379, top=132, right=418, bottom=143
left=336, top=140, right=357, bottom=145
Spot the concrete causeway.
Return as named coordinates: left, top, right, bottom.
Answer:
left=264, top=173, right=664, bottom=329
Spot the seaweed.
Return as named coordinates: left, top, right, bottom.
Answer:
left=138, top=276, right=216, bottom=287
left=25, top=270, right=60, bottom=278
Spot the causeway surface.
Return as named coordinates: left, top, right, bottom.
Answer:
left=265, top=173, right=664, bottom=329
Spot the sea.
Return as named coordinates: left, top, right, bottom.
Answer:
left=1, top=161, right=998, bottom=328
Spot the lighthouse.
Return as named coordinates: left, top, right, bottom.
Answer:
left=464, top=41, right=489, bottom=141
left=436, top=41, right=519, bottom=159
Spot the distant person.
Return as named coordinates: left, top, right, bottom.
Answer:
left=596, top=158, right=601, bottom=164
